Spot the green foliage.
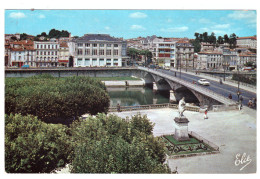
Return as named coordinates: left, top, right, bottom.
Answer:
left=232, top=74, right=256, bottom=85
left=5, top=114, right=72, bottom=173
left=190, top=39, right=201, bottom=53
left=48, top=29, right=70, bottom=39
left=70, top=113, right=170, bottom=173
left=5, top=75, right=110, bottom=124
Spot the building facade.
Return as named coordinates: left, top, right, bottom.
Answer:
left=197, top=52, right=223, bottom=70
left=176, top=40, right=194, bottom=69
left=236, top=36, right=257, bottom=49
left=34, top=39, right=60, bottom=67
left=154, top=39, right=177, bottom=68
left=73, top=34, right=128, bottom=67
left=59, top=42, right=69, bottom=67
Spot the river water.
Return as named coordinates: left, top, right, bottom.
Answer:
left=107, top=86, right=170, bottom=107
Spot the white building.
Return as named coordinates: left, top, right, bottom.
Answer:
left=154, top=38, right=178, bottom=68
left=236, top=36, right=257, bottom=49
left=73, top=34, right=128, bottom=67
left=197, top=51, right=223, bottom=70
left=34, top=40, right=60, bottom=67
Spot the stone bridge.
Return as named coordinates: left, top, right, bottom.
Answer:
left=134, top=67, right=236, bottom=108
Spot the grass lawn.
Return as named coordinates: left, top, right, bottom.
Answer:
left=164, top=135, right=200, bottom=145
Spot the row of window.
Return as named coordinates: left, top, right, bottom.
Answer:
left=36, top=57, right=58, bottom=61
left=77, top=49, right=119, bottom=56
left=77, top=43, right=119, bottom=47
left=36, top=51, right=58, bottom=56
left=36, top=44, right=59, bottom=49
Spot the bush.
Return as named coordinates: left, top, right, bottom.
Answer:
left=5, top=75, right=110, bottom=124
left=70, top=113, right=170, bottom=173
left=5, top=114, right=72, bottom=173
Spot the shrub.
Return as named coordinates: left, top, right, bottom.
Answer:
left=5, top=114, right=72, bottom=173
left=5, top=76, right=110, bottom=124
left=70, top=113, right=170, bottom=173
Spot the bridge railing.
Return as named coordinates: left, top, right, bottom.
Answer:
left=138, top=67, right=236, bottom=105
left=108, top=103, right=200, bottom=112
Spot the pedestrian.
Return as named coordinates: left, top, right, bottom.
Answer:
left=117, top=103, right=121, bottom=112
left=248, top=99, right=252, bottom=108
left=239, top=96, right=243, bottom=110
left=219, top=78, right=222, bottom=85
left=228, top=93, right=232, bottom=99
left=204, top=108, right=208, bottom=120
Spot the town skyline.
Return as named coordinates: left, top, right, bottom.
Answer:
left=5, top=10, right=257, bottom=39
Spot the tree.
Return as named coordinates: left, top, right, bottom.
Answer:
left=5, top=75, right=110, bottom=124
left=127, top=48, right=140, bottom=65
left=20, top=33, right=29, bottom=40
left=5, top=114, right=72, bottom=173
left=190, top=39, right=201, bottom=53
left=194, top=32, right=200, bottom=40
left=224, top=34, right=229, bottom=44
left=217, top=36, right=224, bottom=44
left=202, top=32, right=208, bottom=43
left=33, top=36, right=40, bottom=41
left=41, top=32, right=47, bottom=37
left=208, top=32, right=216, bottom=44
left=229, top=33, right=237, bottom=49
left=10, top=36, right=17, bottom=41
left=70, top=113, right=170, bottom=173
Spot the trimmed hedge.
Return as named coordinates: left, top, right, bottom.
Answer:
left=5, top=75, right=110, bottom=124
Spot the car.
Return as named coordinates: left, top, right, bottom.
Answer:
left=198, top=79, right=210, bottom=86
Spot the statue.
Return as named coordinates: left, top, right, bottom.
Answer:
left=178, top=97, right=186, bottom=118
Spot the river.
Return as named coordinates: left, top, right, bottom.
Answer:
left=107, top=85, right=199, bottom=107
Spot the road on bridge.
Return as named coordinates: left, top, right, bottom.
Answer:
left=153, top=68, right=256, bottom=109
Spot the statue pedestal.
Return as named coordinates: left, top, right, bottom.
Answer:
left=173, top=117, right=190, bottom=141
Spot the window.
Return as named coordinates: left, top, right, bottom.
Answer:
left=93, top=43, right=97, bottom=47
left=85, top=49, right=90, bottom=55
left=78, top=43, right=83, bottom=47
left=37, top=51, right=39, bottom=55
left=44, top=51, right=46, bottom=55
left=106, top=50, right=111, bottom=55
left=48, top=51, right=50, bottom=55
left=44, top=45, right=46, bottom=49
left=48, top=45, right=50, bottom=49
left=55, top=51, right=57, bottom=55
left=107, top=44, right=111, bottom=47
left=113, top=50, right=118, bottom=56
left=99, top=49, right=104, bottom=55
left=85, top=43, right=90, bottom=47
left=78, top=49, right=83, bottom=55
left=114, top=44, right=118, bottom=47
left=100, top=44, right=104, bottom=47
left=37, top=45, right=39, bottom=49
left=92, top=49, right=97, bottom=55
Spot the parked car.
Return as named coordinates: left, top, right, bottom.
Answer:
left=198, top=79, right=210, bottom=86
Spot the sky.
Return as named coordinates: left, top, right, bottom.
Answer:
left=4, top=9, right=257, bottom=39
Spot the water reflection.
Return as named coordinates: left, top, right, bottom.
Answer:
left=107, top=86, right=170, bottom=107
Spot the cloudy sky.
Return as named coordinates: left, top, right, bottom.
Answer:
left=5, top=10, right=256, bottom=39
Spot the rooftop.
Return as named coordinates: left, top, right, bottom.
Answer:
left=75, top=34, right=123, bottom=42
left=237, top=36, right=257, bottom=40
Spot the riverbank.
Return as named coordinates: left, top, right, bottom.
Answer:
left=102, top=80, right=145, bottom=87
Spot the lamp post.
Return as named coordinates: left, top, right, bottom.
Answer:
left=223, top=62, right=226, bottom=81
left=186, top=53, right=188, bottom=72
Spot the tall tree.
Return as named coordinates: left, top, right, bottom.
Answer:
left=224, top=34, right=229, bottom=44
left=194, top=32, right=200, bottom=40
left=202, top=32, right=208, bottom=43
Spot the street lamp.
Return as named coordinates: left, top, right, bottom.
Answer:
left=185, top=52, right=188, bottom=72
